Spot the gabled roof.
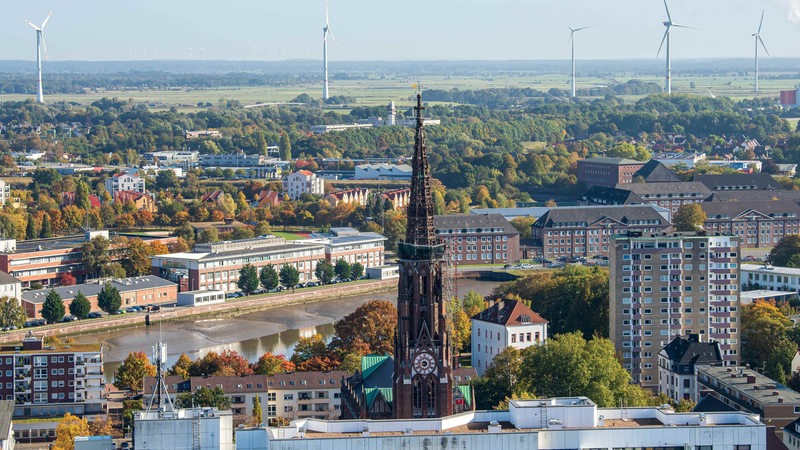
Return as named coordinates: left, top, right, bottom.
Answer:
left=359, top=354, right=394, bottom=388
left=661, top=335, right=722, bottom=366
left=201, top=190, right=224, bottom=203
left=618, top=182, right=711, bottom=199
left=692, top=393, right=738, bottom=413
left=472, top=299, right=547, bottom=326
left=365, top=387, right=393, bottom=408
left=434, top=214, right=518, bottom=235
left=581, top=186, right=643, bottom=205
left=633, top=160, right=681, bottom=182
left=695, top=173, right=784, bottom=191
left=700, top=200, right=800, bottom=220
left=533, top=205, right=668, bottom=229
left=0, top=271, right=21, bottom=286
left=296, top=170, right=314, bottom=176
left=704, top=190, right=800, bottom=203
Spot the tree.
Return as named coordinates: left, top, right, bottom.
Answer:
left=253, top=395, right=263, bottom=426
left=253, top=352, right=295, bottom=375
left=334, top=259, right=351, bottom=280
left=52, top=413, right=91, bottom=450
left=42, top=289, right=66, bottom=324
left=97, top=283, right=122, bottom=314
left=448, top=297, right=472, bottom=353
left=169, top=353, right=193, bottom=379
left=350, top=262, right=364, bottom=280
left=40, top=213, right=52, bottom=238
left=291, top=334, right=328, bottom=366
left=125, top=238, right=154, bottom=276
left=82, top=236, right=111, bottom=279
left=176, top=386, right=231, bottom=410
left=472, top=347, right=523, bottom=410
left=88, top=416, right=114, bottom=436
left=314, top=259, right=335, bottom=285
left=279, top=264, right=300, bottom=291
left=741, top=300, right=792, bottom=371
left=462, top=290, right=486, bottom=318
left=279, top=131, right=292, bottom=161
left=673, top=204, right=707, bottom=232
left=69, top=292, right=91, bottom=319
left=114, top=351, right=157, bottom=393
left=75, top=180, right=91, bottom=210
left=329, top=300, right=397, bottom=356
left=259, top=265, right=279, bottom=291
left=25, top=213, right=37, bottom=240
left=155, top=169, right=179, bottom=190
left=238, top=264, right=259, bottom=295
left=509, top=216, right=536, bottom=240
left=217, top=349, right=254, bottom=376
left=58, top=272, right=77, bottom=286
left=0, top=296, right=27, bottom=328
left=768, top=235, right=800, bottom=267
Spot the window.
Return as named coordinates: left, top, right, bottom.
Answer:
left=284, top=394, right=293, bottom=400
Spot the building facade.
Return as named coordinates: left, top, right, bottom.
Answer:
left=105, top=169, right=145, bottom=197
left=0, top=180, right=9, bottom=207
left=435, top=214, right=521, bottom=265
left=657, top=334, right=722, bottom=402
left=0, top=272, right=21, bottom=301
left=322, top=228, right=385, bottom=269
left=532, top=205, right=671, bottom=260
left=134, top=408, right=233, bottom=450
left=700, top=200, right=800, bottom=249
left=323, top=188, right=370, bottom=207
left=283, top=170, right=325, bottom=200
left=610, top=232, right=741, bottom=392
left=354, top=163, right=412, bottom=180
left=741, top=263, right=800, bottom=292
left=471, top=300, right=548, bottom=375
left=576, top=157, right=645, bottom=189
left=616, top=182, right=712, bottom=214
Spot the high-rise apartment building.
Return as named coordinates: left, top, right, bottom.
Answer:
left=610, top=232, right=740, bottom=392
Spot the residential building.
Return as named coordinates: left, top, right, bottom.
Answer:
left=151, top=236, right=326, bottom=292
left=657, top=334, right=723, bottom=402
left=434, top=214, right=521, bottom=264
left=576, top=157, right=645, bottom=189
left=778, top=164, right=798, bottom=177
left=133, top=407, right=233, bottom=450
left=253, top=190, right=281, bottom=208
left=610, top=232, right=741, bottom=392
left=578, top=186, right=643, bottom=206
left=0, top=272, right=21, bottom=301
left=632, top=159, right=681, bottom=182
left=379, top=188, right=410, bottom=211
left=114, top=190, right=155, bottom=212
left=61, top=192, right=101, bottom=209
left=695, top=173, right=784, bottom=191
left=21, top=276, right=177, bottom=318
left=200, top=190, right=226, bottom=205
left=0, top=180, right=9, bottom=207
left=324, top=188, right=370, bottom=207
left=354, top=163, right=412, bottom=180
left=616, top=182, right=712, bottom=213
left=699, top=200, right=800, bottom=249
left=698, top=365, right=800, bottom=428
left=199, top=152, right=275, bottom=168
left=144, top=375, right=269, bottom=419
left=0, top=232, right=177, bottom=288
left=707, top=160, right=763, bottom=173
left=532, top=205, right=671, bottom=260
left=740, top=289, right=797, bottom=305
left=185, top=130, right=222, bottom=139
left=189, top=219, right=250, bottom=239
left=283, top=170, right=325, bottom=200
left=2, top=336, right=105, bottom=426
left=237, top=396, right=766, bottom=450
left=104, top=169, right=145, bottom=198
left=742, top=264, right=800, bottom=292
left=785, top=417, right=800, bottom=449
left=470, top=299, right=548, bottom=375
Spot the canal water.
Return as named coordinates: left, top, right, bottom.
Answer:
left=73, top=277, right=504, bottom=380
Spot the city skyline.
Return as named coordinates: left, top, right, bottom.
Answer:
left=1, top=0, right=800, bottom=62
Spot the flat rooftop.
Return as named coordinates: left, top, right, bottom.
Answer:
left=742, top=264, right=800, bottom=276
left=699, top=366, right=800, bottom=406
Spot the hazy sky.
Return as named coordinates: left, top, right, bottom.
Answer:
left=2, top=0, right=800, bottom=62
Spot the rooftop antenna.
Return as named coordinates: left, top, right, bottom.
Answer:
left=25, top=12, right=52, bottom=104
left=567, top=24, right=593, bottom=98
left=322, top=0, right=336, bottom=100
left=752, top=10, right=769, bottom=93
left=144, top=336, right=175, bottom=417
left=657, top=0, right=691, bottom=95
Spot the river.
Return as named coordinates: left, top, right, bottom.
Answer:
left=72, top=277, right=504, bottom=379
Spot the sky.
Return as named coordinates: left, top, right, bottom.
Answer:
left=2, top=0, right=800, bottom=62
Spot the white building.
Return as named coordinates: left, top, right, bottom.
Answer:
left=0, top=180, right=9, bottom=207
left=177, top=290, right=225, bottom=307
left=134, top=407, right=233, bottom=450
left=471, top=299, right=548, bottom=376
left=652, top=151, right=707, bottom=168
left=236, top=396, right=766, bottom=450
left=742, top=263, right=800, bottom=292
left=0, top=271, right=21, bottom=301
left=354, top=163, right=412, bottom=180
left=657, top=334, right=723, bottom=403
left=105, top=169, right=145, bottom=197
left=283, top=170, right=324, bottom=200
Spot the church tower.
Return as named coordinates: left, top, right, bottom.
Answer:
left=392, top=94, right=454, bottom=419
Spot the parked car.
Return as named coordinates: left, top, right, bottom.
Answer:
left=87, top=312, right=103, bottom=319
left=112, top=310, right=126, bottom=315
left=61, top=315, right=77, bottom=322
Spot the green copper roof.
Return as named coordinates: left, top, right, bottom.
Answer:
left=365, top=387, right=393, bottom=408
left=458, top=385, right=472, bottom=407
left=361, top=354, right=390, bottom=380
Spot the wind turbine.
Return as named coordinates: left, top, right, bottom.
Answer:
left=25, top=12, right=52, bottom=104
left=752, top=10, right=769, bottom=93
left=657, top=0, right=690, bottom=95
left=568, top=24, right=592, bottom=98
left=322, top=0, right=335, bottom=100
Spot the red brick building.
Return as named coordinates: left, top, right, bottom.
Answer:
left=577, top=157, right=645, bottom=189
left=434, top=214, right=520, bottom=264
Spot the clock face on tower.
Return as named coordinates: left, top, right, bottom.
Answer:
left=413, top=352, right=436, bottom=375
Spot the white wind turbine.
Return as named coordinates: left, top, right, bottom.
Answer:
left=752, top=10, right=769, bottom=93
left=568, top=24, right=592, bottom=98
left=322, top=0, right=335, bottom=100
left=26, top=12, right=52, bottom=104
left=657, top=0, right=690, bottom=95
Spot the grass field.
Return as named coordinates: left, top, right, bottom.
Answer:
left=270, top=231, right=311, bottom=240
left=2, top=72, right=798, bottom=109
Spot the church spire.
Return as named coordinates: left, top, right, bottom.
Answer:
left=404, top=94, right=436, bottom=248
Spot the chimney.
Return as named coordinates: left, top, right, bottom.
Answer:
left=746, top=375, right=756, bottom=384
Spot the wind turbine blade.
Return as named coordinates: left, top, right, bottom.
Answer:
left=25, top=20, right=42, bottom=31
left=657, top=29, right=669, bottom=57
left=324, top=0, right=330, bottom=26
left=759, top=36, right=770, bottom=56
left=663, top=0, right=672, bottom=24
left=573, top=25, right=594, bottom=32
left=758, top=9, right=764, bottom=34
left=328, top=28, right=337, bottom=43
left=670, top=23, right=694, bottom=29
left=41, top=11, right=52, bottom=29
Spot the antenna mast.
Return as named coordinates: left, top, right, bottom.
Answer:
left=144, top=340, right=175, bottom=417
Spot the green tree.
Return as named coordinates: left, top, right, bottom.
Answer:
left=81, top=236, right=111, bottom=279
left=25, top=213, right=37, bottom=240
left=314, top=259, right=335, bottom=285
left=334, top=258, right=351, bottom=280
left=69, top=291, right=91, bottom=319
left=176, top=386, right=231, bottom=410
left=75, top=180, right=91, bottom=209
left=238, top=264, right=259, bottom=295
left=768, top=234, right=800, bottom=267
left=673, top=204, right=707, bottom=232
left=509, top=216, right=536, bottom=240
left=252, top=352, right=295, bottom=375
left=97, top=283, right=122, bottom=314
left=291, top=334, right=328, bottom=366
left=40, top=213, right=52, bottom=238
left=259, top=265, right=279, bottom=291
left=0, top=296, right=27, bottom=328
left=473, top=347, right=523, bottom=410
left=741, top=300, right=792, bottom=371
left=41, top=290, right=66, bottom=324
left=253, top=395, right=263, bottom=425
left=462, top=290, right=486, bottom=318
left=279, top=132, right=292, bottom=161
left=155, top=169, right=179, bottom=190
left=350, top=262, right=364, bottom=280
left=279, top=264, right=300, bottom=291
left=113, top=351, right=157, bottom=394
